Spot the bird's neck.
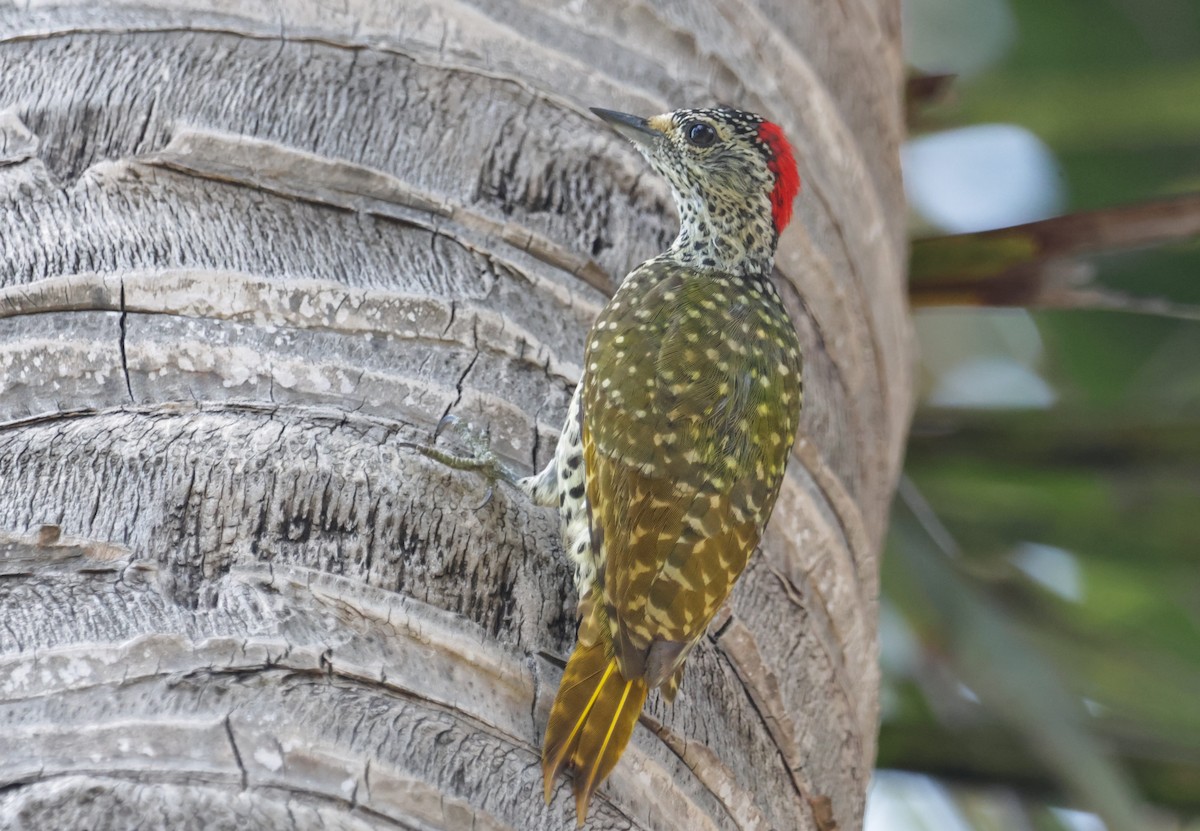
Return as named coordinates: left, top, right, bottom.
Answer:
left=665, top=230, right=776, bottom=276
left=663, top=190, right=778, bottom=276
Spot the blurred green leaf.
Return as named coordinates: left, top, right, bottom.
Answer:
left=958, top=63, right=1200, bottom=150
left=887, top=479, right=1153, bottom=830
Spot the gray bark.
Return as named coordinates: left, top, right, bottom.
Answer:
left=0, top=2, right=910, bottom=829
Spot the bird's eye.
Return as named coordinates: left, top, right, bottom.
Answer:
left=684, top=121, right=717, bottom=147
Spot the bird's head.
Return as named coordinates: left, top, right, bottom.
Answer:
left=592, top=106, right=800, bottom=274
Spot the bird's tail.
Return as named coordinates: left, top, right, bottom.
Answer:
left=542, top=638, right=648, bottom=825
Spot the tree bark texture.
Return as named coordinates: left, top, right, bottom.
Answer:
left=0, top=2, right=910, bottom=829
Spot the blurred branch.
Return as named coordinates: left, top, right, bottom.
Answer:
left=909, top=412, right=1200, bottom=470
left=1035, top=286, right=1200, bottom=323
left=909, top=193, right=1200, bottom=315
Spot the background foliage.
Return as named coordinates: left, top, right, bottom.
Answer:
left=869, top=1, right=1200, bottom=828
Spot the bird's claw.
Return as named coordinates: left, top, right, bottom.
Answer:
left=434, top=413, right=495, bottom=460
left=474, top=485, right=496, bottom=511
left=434, top=413, right=462, bottom=441
left=401, top=415, right=520, bottom=502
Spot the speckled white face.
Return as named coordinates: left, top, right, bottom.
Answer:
left=643, top=109, right=777, bottom=205
left=630, top=107, right=798, bottom=276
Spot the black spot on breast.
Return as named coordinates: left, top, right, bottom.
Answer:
left=569, top=484, right=586, bottom=499
left=567, top=454, right=582, bottom=469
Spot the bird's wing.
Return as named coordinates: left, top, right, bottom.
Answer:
left=582, top=260, right=802, bottom=687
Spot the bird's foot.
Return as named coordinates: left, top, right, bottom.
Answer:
left=401, top=415, right=520, bottom=507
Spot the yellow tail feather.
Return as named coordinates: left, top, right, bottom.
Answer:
left=541, top=640, right=649, bottom=825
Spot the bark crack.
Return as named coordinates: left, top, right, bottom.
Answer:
left=439, top=316, right=481, bottom=425
left=117, top=279, right=134, bottom=403
left=223, top=716, right=247, bottom=790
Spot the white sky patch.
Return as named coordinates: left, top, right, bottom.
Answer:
left=956, top=682, right=981, bottom=704
left=866, top=771, right=973, bottom=831
left=929, top=357, right=1056, bottom=409
left=917, top=309, right=1055, bottom=410
left=1012, top=542, right=1084, bottom=602
left=903, top=124, right=1064, bottom=233
left=1051, top=806, right=1108, bottom=831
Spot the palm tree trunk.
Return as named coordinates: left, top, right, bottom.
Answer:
left=0, top=2, right=910, bottom=828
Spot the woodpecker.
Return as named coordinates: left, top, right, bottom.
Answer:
left=520, top=106, right=804, bottom=824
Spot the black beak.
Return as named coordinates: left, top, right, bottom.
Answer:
left=590, top=107, right=660, bottom=148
